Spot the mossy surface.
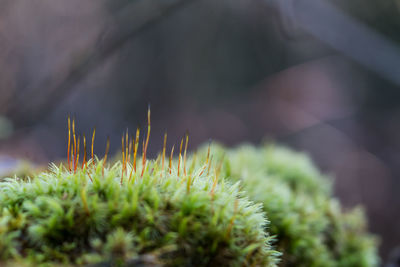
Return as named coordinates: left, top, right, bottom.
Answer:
left=0, top=110, right=379, bottom=267
left=0, top=158, right=279, bottom=266
left=196, top=143, right=379, bottom=267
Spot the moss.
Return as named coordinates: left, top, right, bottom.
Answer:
left=0, top=111, right=379, bottom=266
left=0, top=157, right=279, bottom=266
left=195, top=143, right=379, bottom=267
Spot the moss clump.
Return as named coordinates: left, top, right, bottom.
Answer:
left=196, top=143, right=379, bottom=267
left=0, top=158, right=279, bottom=266
left=0, top=110, right=379, bottom=266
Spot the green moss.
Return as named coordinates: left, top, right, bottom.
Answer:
left=196, top=143, right=379, bottom=267
left=0, top=122, right=379, bottom=267
left=0, top=157, right=279, bottom=266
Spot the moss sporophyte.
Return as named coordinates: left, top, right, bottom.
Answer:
left=0, top=109, right=379, bottom=266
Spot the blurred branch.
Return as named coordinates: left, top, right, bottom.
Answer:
left=269, top=0, right=400, bottom=85
left=7, top=0, right=195, bottom=128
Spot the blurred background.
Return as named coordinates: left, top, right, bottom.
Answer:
left=0, top=0, right=399, bottom=262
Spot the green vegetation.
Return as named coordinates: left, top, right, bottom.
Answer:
left=195, top=143, right=379, bottom=267
left=0, top=157, right=279, bottom=266
left=0, top=113, right=379, bottom=266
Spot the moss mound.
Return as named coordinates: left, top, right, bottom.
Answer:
left=0, top=111, right=379, bottom=266
left=196, top=143, right=379, bottom=267
left=0, top=159, right=279, bottom=266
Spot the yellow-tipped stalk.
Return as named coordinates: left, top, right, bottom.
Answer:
left=141, top=107, right=151, bottom=178
left=169, top=145, right=175, bottom=174
left=178, top=138, right=183, bottom=177
left=121, top=133, right=125, bottom=184
left=125, top=130, right=129, bottom=176
left=91, top=127, right=96, bottom=163
left=67, top=116, right=71, bottom=172
left=183, top=133, right=189, bottom=176
left=133, top=127, right=140, bottom=173
left=73, top=119, right=76, bottom=172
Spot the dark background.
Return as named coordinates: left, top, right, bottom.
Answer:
left=0, top=0, right=399, bottom=262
